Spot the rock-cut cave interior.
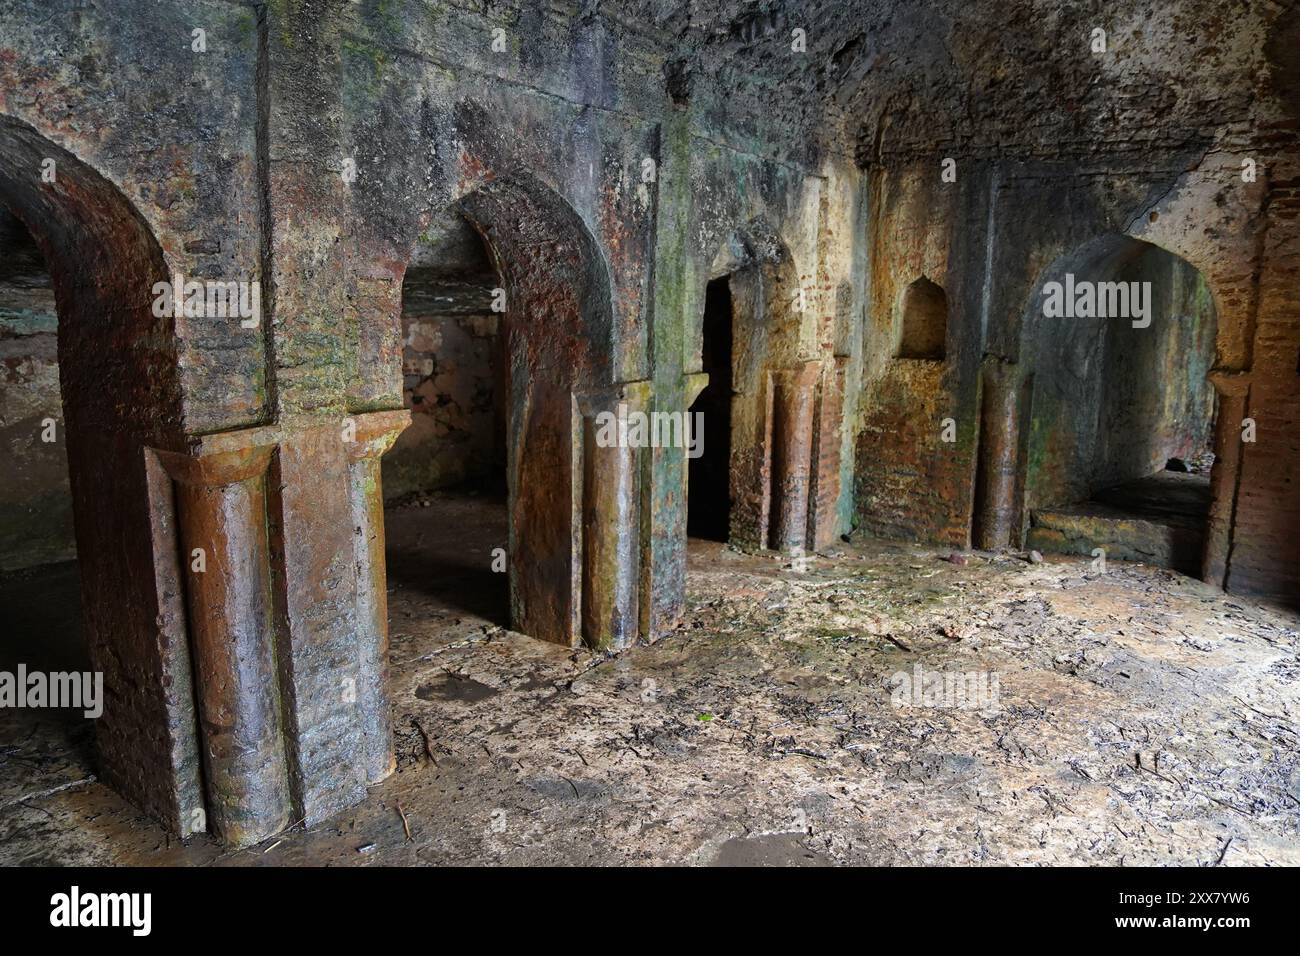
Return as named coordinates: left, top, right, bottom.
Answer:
left=0, top=0, right=1297, bottom=873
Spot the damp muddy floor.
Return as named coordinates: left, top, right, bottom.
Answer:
left=2, top=491, right=1298, bottom=866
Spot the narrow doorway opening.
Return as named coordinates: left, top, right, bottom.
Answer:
left=382, top=214, right=509, bottom=626
left=688, top=276, right=733, bottom=542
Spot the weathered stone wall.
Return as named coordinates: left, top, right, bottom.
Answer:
left=0, top=0, right=860, bottom=546
left=1227, top=148, right=1300, bottom=605
left=0, top=1, right=267, bottom=434
left=385, top=302, right=503, bottom=500
left=854, top=163, right=973, bottom=546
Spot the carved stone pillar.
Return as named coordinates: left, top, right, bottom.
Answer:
left=809, top=356, right=849, bottom=550
left=577, top=381, right=652, bottom=651
left=156, top=432, right=290, bottom=847
left=639, top=371, right=710, bottom=643
left=344, top=409, right=411, bottom=784
left=973, top=356, right=1022, bottom=551
left=1203, top=372, right=1250, bottom=588
left=727, top=371, right=774, bottom=553
left=768, top=362, right=821, bottom=552
left=266, top=425, right=368, bottom=823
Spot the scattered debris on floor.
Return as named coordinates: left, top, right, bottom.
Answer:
left=2, top=497, right=1295, bottom=866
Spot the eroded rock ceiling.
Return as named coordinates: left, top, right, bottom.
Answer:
left=612, top=0, right=1296, bottom=163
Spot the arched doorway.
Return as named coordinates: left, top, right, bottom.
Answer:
left=0, top=201, right=94, bottom=821
left=1005, top=236, right=1219, bottom=575
left=688, top=221, right=816, bottom=555
left=381, top=209, right=511, bottom=630
left=384, top=177, right=637, bottom=651
left=0, top=115, right=199, bottom=834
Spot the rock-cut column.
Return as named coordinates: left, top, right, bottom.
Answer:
left=1203, top=373, right=1249, bottom=588
left=343, top=409, right=411, bottom=784
left=973, top=356, right=1022, bottom=550
left=577, top=381, right=652, bottom=651
left=768, top=362, right=821, bottom=553
left=156, top=434, right=290, bottom=847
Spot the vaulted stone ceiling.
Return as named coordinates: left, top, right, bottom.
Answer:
left=614, top=0, right=1297, bottom=164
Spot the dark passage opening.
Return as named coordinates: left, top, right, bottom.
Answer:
left=1022, top=238, right=1218, bottom=576
left=688, top=276, right=733, bottom=541
left=0, top=206, right=94, bottom=774
left=381, top=213, right=509, bottom=625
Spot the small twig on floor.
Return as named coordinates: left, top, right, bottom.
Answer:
left=1213, top=837, right=1232, bottom=866
left=884, top=634, right=912, bottom=652
left=1136, top=759, right=1184, bottom=789
left=395, top=802, right=412, bottom=842
left=18, top=800, right=55, bottom=820
left=1206, top=795, right=1254, bottom=818
left=0, top=775, right=98, bottom=812
left=778, top=747, right=829, bottom=760
left=411, top=719, right=438, bottom=766
left=1234, top=696, right=1289, bottom=723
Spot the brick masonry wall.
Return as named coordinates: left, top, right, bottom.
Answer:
left=1228, top=151, right=1300, bottom=605
left=856, top=359, right=972, bottom=547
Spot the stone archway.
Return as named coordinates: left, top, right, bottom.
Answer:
left=383, top=176, right=644, bottom=653
left=985, top=234, right=1220, bottom=578
left=693, top=220, right=818, bottom=554
left=0, top=115, right=202, bottom=836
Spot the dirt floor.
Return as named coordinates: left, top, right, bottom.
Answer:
left=2, top=491, right=1298, bottom=866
